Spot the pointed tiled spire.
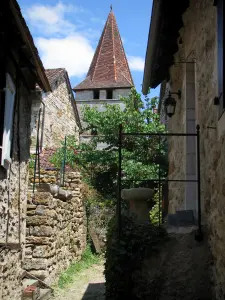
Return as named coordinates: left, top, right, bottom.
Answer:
left=73, top=9, right=134, bottom=91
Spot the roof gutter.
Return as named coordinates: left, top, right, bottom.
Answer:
left=158, top=80, right=167, bottom=114
left=64, top=71, right=82, bottom=130
left=142, top=0, right=162, bottom=95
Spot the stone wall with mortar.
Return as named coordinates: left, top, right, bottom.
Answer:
left=29, top=169, right=59, bottom=187
left=75, top=88, right=131, bottom=119
left=30, top=75, right=79, bottom=151
left=24, top=172, right=87, bottom=285
left=164, top=0, right=225, bottom=298
left=0, top=79, right=39, bottom=300
left=76, top=87, right=131, bottom=148
left=28, top=148, right=77, bottom=188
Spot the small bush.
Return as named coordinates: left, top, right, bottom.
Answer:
left=150, top=190, right=162, bottom=225
left=104, top=215, right=167, bottom=300
left=81, top=181, right=115, bottom=252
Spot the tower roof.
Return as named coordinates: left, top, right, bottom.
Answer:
left=73, top=9, right=134, bottom=91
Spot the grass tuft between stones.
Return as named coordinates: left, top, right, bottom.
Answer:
left=54, top=245, right=102, bottom=289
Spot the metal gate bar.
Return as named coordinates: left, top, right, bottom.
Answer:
left=117, top=124, right=202, bottom=239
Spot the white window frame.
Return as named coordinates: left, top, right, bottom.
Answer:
left=1, top=73, right=16, bottom=169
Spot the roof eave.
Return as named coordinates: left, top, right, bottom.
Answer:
left=10, top=0, right=51, bottom=93
left=64, top=71, right=82, bottom=130
left=73, top=83, right=134, bottom=92
left=142, top=0, right=162, bottom=95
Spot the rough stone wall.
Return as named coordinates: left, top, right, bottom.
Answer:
left=30, top=77, right=79, bottom=150
left=165, top=0, right=225, bottom=298
left=0, top=83, right=36, bottom=299
left=75, top=88, right=130, bottom=118
left=24, top=172, right=87, bottom=285
left=75, top=88, right=131, bottom=101
left=166, top=61, right=186, bottom=214
left=0, top=250, right=22, bottom=300
left=75, top=90, right=93, bottom=101
left=29, top=169, right=59, bottom=186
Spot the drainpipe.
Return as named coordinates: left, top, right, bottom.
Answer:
left=40, top=99, right=45, bottom=153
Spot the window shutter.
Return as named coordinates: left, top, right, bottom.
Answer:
left=217, top=0, right=224, bottom=117
left=1, top=73, right=16, bottom=169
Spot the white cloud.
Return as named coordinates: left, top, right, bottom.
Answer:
left=90, top=17, right=105, bottom=25
left=25, top=2, right=83, bottom=36
left=128, top=56, right=145, bottom=71
left=36, top=35, right=94, bottom=77
left=23, top=2, right=144, bottom=80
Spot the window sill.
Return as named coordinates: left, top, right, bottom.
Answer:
left=1, top=158, right=11, bottom=170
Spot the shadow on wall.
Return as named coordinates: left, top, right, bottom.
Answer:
left=82, top=282, right=105, bottom=300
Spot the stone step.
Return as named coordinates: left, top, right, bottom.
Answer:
left=166, top=225, right=198, bottom=234
left=40, top=288, right=52, bottom=300
left=22, top=284, right=40, bottom=300
left=22, top=287, right=52, bottom=300
left=166, top=210, right=196, bottom=227
left=23, top=279, right=39, bottom=288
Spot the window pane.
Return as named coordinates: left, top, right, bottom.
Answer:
left=1, top=74, right=15, bottom=168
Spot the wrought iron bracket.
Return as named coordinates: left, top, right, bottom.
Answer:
left=174, top=59, right=196, bottom=64
left=170, top=89, right=182, bottom=99
left=173, top=51, right=196, bottom=67
left=214, top=93, right=223, bottom=105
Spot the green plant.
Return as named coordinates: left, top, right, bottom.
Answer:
left=55, top=245, right=102, bottom=289
left=104, top=215, right=168, bottom=300
left=29, top=154, right=36, bottom=170
left=81, top=181, right=115, bottom=251
left=50, top=88, right=168, bottom=199
left=150, top=190, right=162, bottom=225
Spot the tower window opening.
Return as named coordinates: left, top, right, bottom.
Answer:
left=93, top=89, right=100, bottom=99
left=107, top=89, right=113, bottom=99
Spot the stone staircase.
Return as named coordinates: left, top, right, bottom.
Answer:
left=22, top=279, right=52, bottom=300
left=163, top=209, right=202, bottom=237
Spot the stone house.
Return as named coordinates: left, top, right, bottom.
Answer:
left=142, top=0, right=224, bottom=298
left=0, top=1, right=51, bottom=299
left=73, top=8, right=134, bottom=149
left=30, top=68, right=81, bottom=152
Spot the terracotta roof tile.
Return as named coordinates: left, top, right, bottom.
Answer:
left=73, top=11, right=134, bottom=91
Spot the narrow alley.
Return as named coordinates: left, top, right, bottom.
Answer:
left=52, top=262, right=105, bottom=300
left=0, top=0, right=224, bottom=299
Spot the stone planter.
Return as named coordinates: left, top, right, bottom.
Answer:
left=121, top=188, right=154, bottom=222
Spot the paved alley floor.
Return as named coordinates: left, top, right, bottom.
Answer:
left=52, top=262, right=105, bottom=300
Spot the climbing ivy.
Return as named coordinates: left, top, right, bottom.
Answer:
left=104, top=215, right=168, bottom=300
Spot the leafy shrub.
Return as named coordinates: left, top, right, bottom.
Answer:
left=81, top=181, right=115, bottom=251
left=150, top=190, right=162, bottom=225
left=29, top=154, right=36, bottom=170
left=104, top=214, right=167, bottom=300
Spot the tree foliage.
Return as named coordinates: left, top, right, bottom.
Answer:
left=51, top=88, right=168, bottom=198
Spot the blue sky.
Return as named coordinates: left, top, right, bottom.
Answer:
left=18, top=0, right=160, bottom=98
